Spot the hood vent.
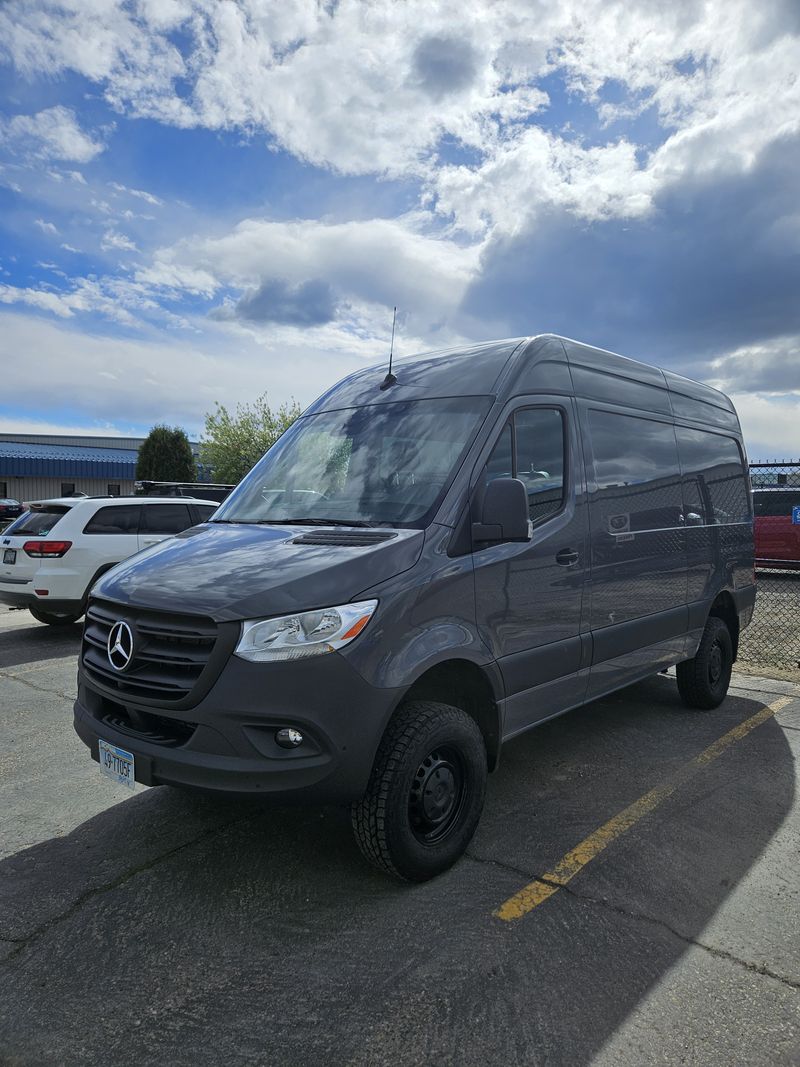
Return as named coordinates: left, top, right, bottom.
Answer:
left=291, top=530, right=398, bottom=547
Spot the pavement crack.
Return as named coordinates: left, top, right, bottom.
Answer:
left=0, top=668, right=73, bottom=701
left=550, top=880, right=800, bottom=991
left=464, top=849, right=537, bottom=882
left=0, top=814, right=257, bottom=965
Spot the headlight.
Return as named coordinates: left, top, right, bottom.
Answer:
left=234, top=600, right=378, bottom=662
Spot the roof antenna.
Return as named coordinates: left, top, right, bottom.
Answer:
left=380, top=306, right=398, bottom=390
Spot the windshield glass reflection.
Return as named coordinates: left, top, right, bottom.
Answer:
left=214, top=397, right=491, bottom=528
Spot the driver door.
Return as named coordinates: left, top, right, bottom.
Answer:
left=472, top=398, right=590, bottom=739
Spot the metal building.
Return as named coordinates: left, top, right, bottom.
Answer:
left=0, top=434, right=204, bottom=503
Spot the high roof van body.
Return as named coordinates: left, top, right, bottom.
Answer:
left=74, top=335, right=756, bottom=880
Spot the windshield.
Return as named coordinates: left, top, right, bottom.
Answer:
left=213, top=396, right=491, bottom=528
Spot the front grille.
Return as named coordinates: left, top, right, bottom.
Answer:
left=82, top=599, right=218, bottom=703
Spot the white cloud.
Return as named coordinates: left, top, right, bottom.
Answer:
left=0, top=284, right=74, bottom=317
left=729, top=393, right=800, bottom=462
left=34, top=218, right=59, bottom=235
left=0, top=106, right=105, bottom=163
left=140, top=213, right=482, bottom=335
left=0, top=1, right=795, bottom=242
left=0, top=415, right=142, bottom=438
left=0, top=277, right=146, bottom=327
left=101, top=229, right=138, bottom=252
left=109, top=181, right=163, bottom=205
left=0, top=310, right=372, bottom=430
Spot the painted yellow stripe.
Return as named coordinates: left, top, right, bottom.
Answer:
left=495, top=695, right=794, bottom=922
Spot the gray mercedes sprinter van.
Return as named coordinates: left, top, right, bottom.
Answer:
left=74, top=335, right=756, bottom=881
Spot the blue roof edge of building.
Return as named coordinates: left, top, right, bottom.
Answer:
left=0, top=440, right=138, bottom=479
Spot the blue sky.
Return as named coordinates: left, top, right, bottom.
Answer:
left=0, top=0, right=798, bottom=459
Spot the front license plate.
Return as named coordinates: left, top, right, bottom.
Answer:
left=98, top=739, right=135, bottom=790
left=3, top=549, right=15, bottom=564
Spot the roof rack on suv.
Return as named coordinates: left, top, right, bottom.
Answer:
left=134, top=480, right=234, bottom=503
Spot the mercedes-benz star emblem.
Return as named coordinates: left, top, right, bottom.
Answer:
left=107, top=620, right=134, bottom=671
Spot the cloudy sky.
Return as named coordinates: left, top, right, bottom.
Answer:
left=0, top=0, right=798, bottom=459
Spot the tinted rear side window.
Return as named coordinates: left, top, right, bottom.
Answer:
left=195, top=504, right=218, bottom=522
left=753, top=492, right=798, bottom=517
left=676, top=429, right=750, bottom=524
left=588, top=410, right=683, bottom=532
left=83, top=505, right=142, bottom=534
left=5, top=507, right=70, bottom=536
left=141, top=504, right=194, bottom=534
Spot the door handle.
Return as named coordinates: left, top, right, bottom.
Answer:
left=555, top=548, right=579, bottom=566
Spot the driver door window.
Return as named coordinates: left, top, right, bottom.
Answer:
left=485, top=407, right=566, bottom=527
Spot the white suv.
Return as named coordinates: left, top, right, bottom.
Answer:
left=0, top=496, right=218, bottom=625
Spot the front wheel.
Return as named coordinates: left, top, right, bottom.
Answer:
left=676, top=616, right=733, bottom=709
left=29, top=604, right=83, bottom=626
left=351, top=700, right=487, bottom=882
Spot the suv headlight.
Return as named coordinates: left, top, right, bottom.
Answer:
left=234, top=600, right=378, bottom=662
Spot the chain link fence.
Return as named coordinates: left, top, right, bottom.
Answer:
left=738, top=462, right=800, bottom=678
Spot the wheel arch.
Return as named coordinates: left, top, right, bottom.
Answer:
left=708, top=590, right=740, bottom=661
left=398, top=658, right=503, bottom=772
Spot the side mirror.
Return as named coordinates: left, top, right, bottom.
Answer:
left=472, top=478, right=530, bottom=544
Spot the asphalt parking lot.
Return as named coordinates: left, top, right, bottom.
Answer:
left=1, top=605, right=799, bottom=1066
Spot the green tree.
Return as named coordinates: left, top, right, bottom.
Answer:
left=135, top=425, right=196, bottom=482
left=200, top=392, right=302, bottom=483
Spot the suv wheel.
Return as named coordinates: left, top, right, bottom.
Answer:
left=29, top=605, right=83, bottom=626
left=351, top=700, right=487, bottom=882
left=676, top=616, right=733, bottom=709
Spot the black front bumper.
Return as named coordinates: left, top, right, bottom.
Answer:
left=74, top=651, right=403, bottom=803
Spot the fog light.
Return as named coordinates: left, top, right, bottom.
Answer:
left=276, top=727, right=304, bottom=749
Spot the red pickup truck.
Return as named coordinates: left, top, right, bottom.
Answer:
left=753, top=488, right=800, bottom=569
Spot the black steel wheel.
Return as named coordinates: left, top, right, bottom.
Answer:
left=676, top=616, right=733, bottom=709
left=408, top=745, right=467, bottom=845
left=351, top=700, right=487, bottom=882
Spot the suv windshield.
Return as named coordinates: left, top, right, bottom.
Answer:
left=213, top=397, right=491, bottom=528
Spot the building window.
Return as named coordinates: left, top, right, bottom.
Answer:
left=0, top=482, right=7, bottom=497
left=107, top=483, right=121, bottom=497
left=61, top=482, right=76, bottom=496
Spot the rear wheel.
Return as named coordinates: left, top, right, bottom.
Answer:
left=351, top=700, right=487, bottom=882
left=29, top=605, right=83, bottom=626
left=676, top=616, right=733, bottom=709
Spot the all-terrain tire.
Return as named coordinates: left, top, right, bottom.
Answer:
left=676, top=615, right=733, bottom=709
left=351, top=700, right=487, bottom=882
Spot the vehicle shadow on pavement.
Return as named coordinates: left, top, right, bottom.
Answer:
left=0, top=615, right=83, bottom=671
left=0, top=676, right=795, bottom=1066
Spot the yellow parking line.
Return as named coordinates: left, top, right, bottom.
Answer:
left=494, top=695, right=794, bottom=922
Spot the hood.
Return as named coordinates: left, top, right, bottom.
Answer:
left=93, top=523, right=425, bottom=621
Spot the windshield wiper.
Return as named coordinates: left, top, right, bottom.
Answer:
left=208, top=519, right=253, bottom=524
left=254, top=517, right=376, bottom=528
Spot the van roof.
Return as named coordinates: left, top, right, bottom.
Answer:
left=306, top=333, right=739, bottom=431
left=306, top=337, right=525, bottom=412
